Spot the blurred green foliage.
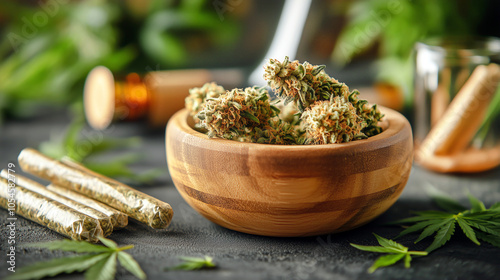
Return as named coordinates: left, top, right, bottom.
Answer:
left=0, top=0, right=239, bottom=122
left=38, top=108, right=162, bottom=184
left=139, top=0, right=238, bottom=67
left=332, top=0, right=489, bottom=103
left=0, top=0, right=134, bottom=120
left=0, top=0, right=240, bottom=182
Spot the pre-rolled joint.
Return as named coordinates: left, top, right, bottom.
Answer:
left=0, top=177, right=102, bottom=242
left=47, top=184, right=128, bottom=229
left=0, top=170, right=114, bottom=237
left=18, top=148, right=173, bottom=229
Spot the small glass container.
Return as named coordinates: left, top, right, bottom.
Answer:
left=414, top=37, right=500, bottom=172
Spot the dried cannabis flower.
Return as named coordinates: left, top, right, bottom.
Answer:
left=301, top=96, right=367, bottom=144
left=264, top=56, right=349, bottom=111
left=236, top=117, right=299, bottom=145
left=264, top=56, right=383, bottom=137
left=185, top=82, right=225, bottom=118
left=348, top=90, right=384, bottom=137
left=196, top=86, right=279, bottom=139
left=189, top=57, right=383, bottom=144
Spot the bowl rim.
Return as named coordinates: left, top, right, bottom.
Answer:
left=167, top=106, right=411, bottom=153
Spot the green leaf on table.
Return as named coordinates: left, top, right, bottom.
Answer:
left=166, top=256, right=216, bottom=271
left=5, top=253, right=108, bottom=280
left=456, top=218, right=480, bottom=245
left=403, top=254, right=412, bottom=268
left=6, top=237, right=145, bottom=280
left=351, top=233, right=427, bottom=273
left=85, top=252, right=117, bottom=280
left=433, top=196, right=468, bottom=213
left=414, top=218, right=453, bottom=244
left=388, top=215, right=439, bottom=225
left=373, top=233, right=407, bottom=252
left=468, top=194, right=486, bottom=212
left=476, top=231, right=500, bottom=247
left=350, top=244, right=403, bottom=254
left=464, top=219, right=500, bottom=237
left=99, top=236, right=118, bottom=249
left=369, top=253, right=406, bottom=273
left=394, top=220, right=436, bottom=239
left=425, top=219, right=456, bottom=253
left=427, top=187, right=467, bottom=213
left=392, top=190, right=500, bottom=252
left=24, top=239, right=112, bottom=253
left=389, top=210, right=453, bottom=226
left=489, top=202, right=500, bottom=211
left=118, top=252, right=147, bottom=280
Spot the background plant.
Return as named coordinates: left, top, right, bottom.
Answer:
left=0, top=0, right=240, bottom=123
left=38, top=113, right=162, bottom=184
left=332, top=0, right=491, bottom=105
left=0, top=0, right=242, bottom=178
left=0, top=0, right=133, bottom=121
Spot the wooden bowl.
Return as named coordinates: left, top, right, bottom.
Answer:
left=166, top=107, right=413, bottom=237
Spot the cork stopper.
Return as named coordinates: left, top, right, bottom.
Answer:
left=84, top=66, right=116, bottom=130
left=83, top=66, right=243, bottom=129
left=84, top=66, right=149, bottom=130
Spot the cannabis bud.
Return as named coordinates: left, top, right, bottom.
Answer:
left=263, top=56, right=350, bottom=111
left=301, top=96, right=367, bottom=144
left=185, top=82, right=225, bottom=119
left=187, top=57, right=384, bottom=145
left=348, top=90, right=384, bottom=137
left=264, top=56, right=383, bottom=137
left=239, top=117, right=299, bottom=145
left=196, top=86, right=278, bottom=139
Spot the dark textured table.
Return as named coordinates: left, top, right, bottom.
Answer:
left=1, top=111, right=499, bottom=280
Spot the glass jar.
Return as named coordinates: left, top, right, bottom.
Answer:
left=413, top=37, right=500, bottom=172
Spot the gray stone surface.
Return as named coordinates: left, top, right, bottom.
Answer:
left=1, top=111, right=499, bottom=280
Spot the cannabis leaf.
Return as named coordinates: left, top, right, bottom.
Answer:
left=6, top=237, right=146, bottom=280
left=166, top=256, right=216, bottom=271
left=351, top=233, right=427, bottom=273
left=392, top=192, right=500, bottom=252
left=39, top=116, right=161, bottom=184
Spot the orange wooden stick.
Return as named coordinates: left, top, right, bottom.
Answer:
left=416, top=144, right=500, bottom=173
left=417, top=64, right=500, bottom=158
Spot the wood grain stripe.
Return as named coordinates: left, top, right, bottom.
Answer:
left=170, top=135, right=411, bottom=176
left=175, top=181, right=402, bottom=215
left=167, top=110, right=413, bottom=177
